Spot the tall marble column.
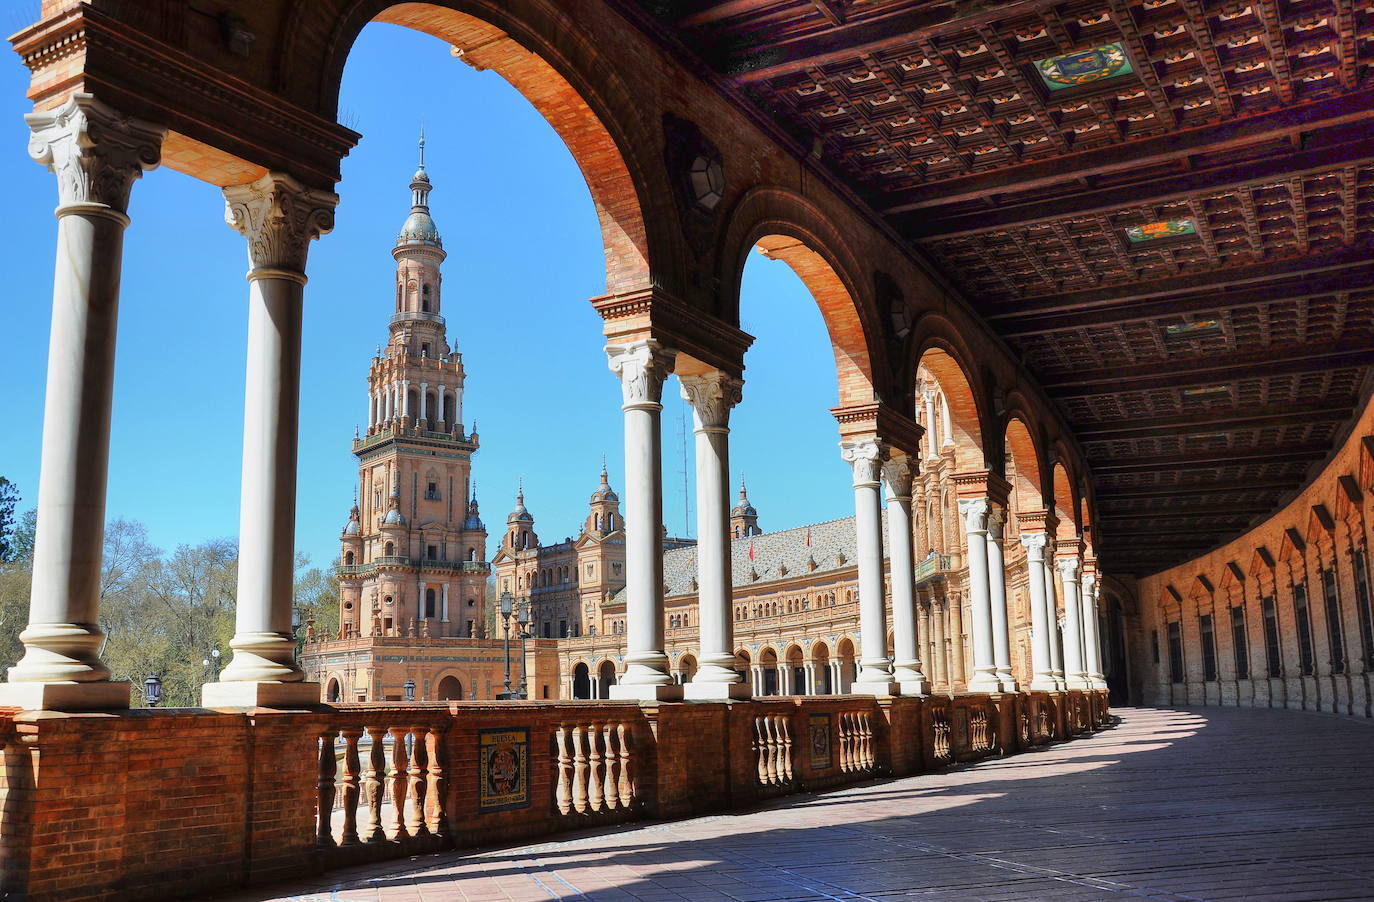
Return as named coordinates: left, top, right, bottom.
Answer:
left=680, top=371, right=749, bottom=699
left=921, top=388, right=940, bottom=461
left=606, top=340, right=681, bottom=699
left=1057, top=555, right=1089, bottom=689
left=1042, top=552, right=1066, bottom=688
left=958, top=499, right=1002, bottom=692
left=986, top=507, right=1017, bottom=691
left=931, top=601, right=949, bottom=690
left=0, top=95, right=164, bottom=710
left=883, top=454, right=928, bottom=695
left=842, top=439, right=898, bottom=695
left=1020, top=532, right=1058, bottom=690
left=1081, top=571, right=1106, bottom=689
left=205, top=172, right=336, bottom=708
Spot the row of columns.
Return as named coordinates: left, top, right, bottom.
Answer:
left=1, top=94, right=1103, bottom=711
left=367, top=381, right=454, bottom=432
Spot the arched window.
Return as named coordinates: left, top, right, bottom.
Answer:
left=425, top=588, right=436, bottom=619
left=467, top=546, right=476, bottom=562
left=344, top=550, right=354, bottom=565
left=421, top=284, right=431, bottom=312
left=384, top=541, right=394, bottom=557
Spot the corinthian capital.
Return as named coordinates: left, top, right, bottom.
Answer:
left=224, top=172, right=338, bottom=273
left=679, top=371, right=743, bottom=430
left=1055, top=555, right=1080, bottom=581
left=840, top=438, right=888, bottom=487
left=27, top=94, right=165, bottom=214
left=957, top=497, right=990, bottom=534
left=880, top=453, right=914, bottom=499
left=607, top=340, right=676, bottom=407
left=1019, top=531, right=1048, bottom=560
left=1080, top=570, right=1098, bottom=596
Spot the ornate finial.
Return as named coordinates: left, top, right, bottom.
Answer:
left=418, top=125, right=425, bottom=168
left=517, top=477, right=524, bottom=503
left=739, top=473, right=748, bottom=499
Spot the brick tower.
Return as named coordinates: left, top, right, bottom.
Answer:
left=337, top=136, right=490, bottom=642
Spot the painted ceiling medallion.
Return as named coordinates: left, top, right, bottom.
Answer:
left=1035, top=43, right=1134, bottom=91
left=1125, top=218, right=1197, bottom=242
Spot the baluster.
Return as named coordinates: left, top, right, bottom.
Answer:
left=587, top=721, right=605, bottom=812
left=763, top=716, right=779, bottom=786
left=617, top=722, right=633, bottom=806
left=777, top=715, right=793, bottom=783
left=339, top=728, right=362, bottom=845
left=317, top=729, right=337, bottom=848
left=602, top=723, right=618, bottom=810
left=839, top=713, right=851, bottom=773
left=408, top=725, right=430, bottom=837
left=859, top=713, right=871, bottom=769
left=363, top=726, right=387, bottom=842
left=554, top=724, right=572, bottom=816
left=389, top=726, right=410, bottom=839
left=571, top=724, right=588, bottom=814
left=754, top=717, right=769, bottom=785
left=426, top=726, right=448, bottom=839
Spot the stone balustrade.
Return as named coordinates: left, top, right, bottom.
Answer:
left=0, top=689, right=1108, bottom=902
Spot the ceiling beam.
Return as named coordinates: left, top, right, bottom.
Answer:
left=995, top=266, right=1374, bottom=337
left=984, top=244, right=1374, bottom=320
left=903, top=136, right=1374, bottom=239
left=1093, top=479, right=1296, bottom=499
left=884, top=90, right=1374, bottom=214
left=1076, top=401, right=1358, bottom=441
left=1091, top=445, right=1330, bottom=473
left=1040, top=339, right=1374, bottom=396
left=1105, top=526, right=1255, bottom=538
left=1099, top=503, right=1277, bottom=517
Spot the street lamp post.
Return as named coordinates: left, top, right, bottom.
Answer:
left=144, top=674, right=162, bottom=708
left=517, top=601, right=531, bottom=699
left=498, top=591, right=514, bottom=699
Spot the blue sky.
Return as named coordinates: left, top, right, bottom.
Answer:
left=0, top=24, right=853, bottom=568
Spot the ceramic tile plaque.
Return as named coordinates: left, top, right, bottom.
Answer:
left=809, top=713, right=833, bottom=769
left=478, top=727, right=530, bottom=812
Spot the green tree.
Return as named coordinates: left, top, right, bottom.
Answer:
left=8, top=509, right=36, bottom=567
left=0, top=478, right=20, bottom=562
left=294, top=557, right=340, bottom=647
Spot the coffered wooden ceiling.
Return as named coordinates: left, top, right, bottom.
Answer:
left=621, top=0, right=1374, bottom=575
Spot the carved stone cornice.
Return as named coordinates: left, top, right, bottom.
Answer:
left=27, top=93, right=164, bottom=214
left=224, top=171, right=337, bottom=274
left=951, top=469, right=1012, bottom=506
left=607, top=339, right=677, bottom=408
left=593, top=287, right=753, bottom=376
left=679, top=371, right=743, bottom=430
left=840, top=438, right=889, bottom=487
left=1016, top=508, right=1051, bottom=534
left=831, top=402, right=924, bottom=459
left=880, top=453, right=915, bottom=499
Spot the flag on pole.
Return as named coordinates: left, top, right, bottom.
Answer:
left=748, top=539, right=755, bottom=561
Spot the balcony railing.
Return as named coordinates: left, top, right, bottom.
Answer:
left=336, top=557, right=492, bottom=577
left=389, top=310, right=446, bottom=327
left=914, top=553, right=953, bottom=586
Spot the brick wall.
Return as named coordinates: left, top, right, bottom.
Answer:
left=0, top=690, right=1105, bottom=901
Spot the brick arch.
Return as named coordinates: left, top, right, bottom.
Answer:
left=718, top=187, right=887, bottom=407
left=312, top=1, right=680, bottom=295
left=915, top=345, right=986, bottom=473
left=1051, top=459, right=1082, bottom=543
left=1004, top=415, right=1046, bottom=517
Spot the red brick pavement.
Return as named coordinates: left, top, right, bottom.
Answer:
left=222, top=707, right=1374, bottom=901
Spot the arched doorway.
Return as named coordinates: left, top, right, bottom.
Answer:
left=836, top=638, right=857, bottom=693
left=677, top=654, right=697, bottom=685
left=597, top=660, right=617, bottom=699
left=759, top=647, right=779, bottom=696
left=811, top=642, right=832, bottom=695
left=784, top=645, right=805, bottom=695
left=326, top=677, right=342, bottom=703
left=436, top=675, right=462, bottom=700
left=572, top=662, right=591, bottom=700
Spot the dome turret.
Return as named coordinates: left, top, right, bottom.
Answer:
left=395, top=131, right=444, bottom=250
left=730, top=475, right=761, bottom=538
left=508, top=482, right=533, bottom=524
left=590, top=458, right=619, bottom=503
left=342, top=498, right=362, bottom=536
left=464, top=483, right=485, bottom=531
left=382, top=471, right=407, bottom=527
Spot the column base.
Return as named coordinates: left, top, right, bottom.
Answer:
left=201, top=681, right=321, bottom=709
left=850, top=679, right=900, bottom=697
left=683, top=680, right=752, bottom=700
left=1029, top=678, right=1059, bottom=692
left=998, top=679, right=1020, bottom=692
left=608, top=683, right=684, bottom=701
left=1063, top=678, right=1092, bottom=690
left=0, top=680, right=130, bottom=711
left=968, top=674, right=1002, bottom=693
left=897, top=679, right=929, bottom=696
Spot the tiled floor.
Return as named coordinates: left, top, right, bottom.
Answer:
left=227, top=706, right=1374, bottom=901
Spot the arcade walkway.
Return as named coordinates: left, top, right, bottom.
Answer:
left=228, top=707, right=1374, bottom=902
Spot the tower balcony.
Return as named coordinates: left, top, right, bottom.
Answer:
left=913, top=553, right=954, bottom=588
left=389, top=310, right=446, bottom=327
left=335, top=558, right=491, bottom=578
